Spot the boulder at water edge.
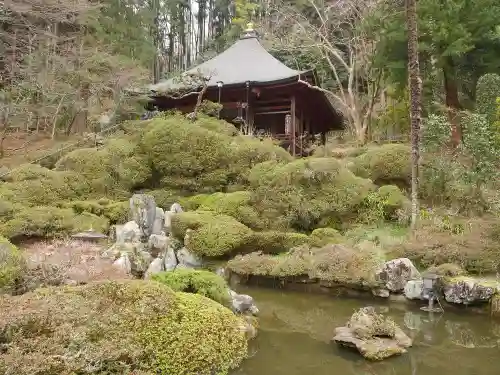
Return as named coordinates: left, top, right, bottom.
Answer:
left=177, top=247, right=202, bottom=269
left=443, top=277, right=497, bottom=305
left=375, top=258, right=421, bottom=293
left=333, top=307, right=412, bottom=361
left=229, top=289, right=259, bottom=315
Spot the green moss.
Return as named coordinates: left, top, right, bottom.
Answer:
left=2, top=163, right=55, bottom=182
left=153, top=268, right=231, bottom=306
left=242, top=231, right=311, bottom=254
left=310, top=228, right=344, bottom=247
left=248, top=157, right=374, bottom=231
left=171, top=211, right=216, bottom=239
left=194, top=112, right=238, bottom=135
left=0, top=171, right=90, bottom=207
left=147, top=188, right=186, bottom=210
left=63, top=199, right=129, bottom=224
left=349, top=144, right=411, bottom=187
left=55, top=139, right=150, bottom=197
left=0, top=236, right=25, bottom=294
left=188, top=216, right=253, bottom=257
left=0, top=206, right=109, bottom=239
left=196, top=191, right=263, bottom=230
left=0, top=280, right=247, bottom=375
left=358, top=185, right=410, bottom=224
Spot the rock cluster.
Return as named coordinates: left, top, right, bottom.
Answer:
left=106, top=194, right=202, bottom=277
left=333, top=307, right=412, bottom=361
left=106, top=194, right=259, bottom=335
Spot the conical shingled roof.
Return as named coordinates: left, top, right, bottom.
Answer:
left=150, top=26, right=306, bottom=93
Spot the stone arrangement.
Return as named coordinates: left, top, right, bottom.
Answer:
left=333, top=307, right=412, bottom=361
left=372, top=257, right=499, bottom=309
left=106, top=194, right=259, bottom=330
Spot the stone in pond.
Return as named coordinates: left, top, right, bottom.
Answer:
left=404, top=279, right=430, bottom=300
left=375, top=258, right=421, bottom=292
left=229, top=289, right=259, bottom=315
left=332, top=307, right=412, bottom=361
left=443, top=277, right=496, bottom=305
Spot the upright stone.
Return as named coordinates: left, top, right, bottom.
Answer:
left=152, top=207, right=165, bottom=235
left=130, top=194, right=157, bottom=238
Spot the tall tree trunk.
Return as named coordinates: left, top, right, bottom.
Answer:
left=406, top=0, right=422, bottom=230
left=443, top=59, right=462, bottom=147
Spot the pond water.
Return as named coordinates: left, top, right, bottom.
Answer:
left=233, top=286, right=500, bottom=375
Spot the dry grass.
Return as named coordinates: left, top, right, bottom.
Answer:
left=20, top=239, right=130, bottom=291
left=390, top=217, right=500, bottom=274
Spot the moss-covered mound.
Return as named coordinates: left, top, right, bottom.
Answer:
left=0, top=206, right=109, bottom=239
left=0, top=280, right=248, bottom=375
left=0, top=166, right=90, bottom=207
left=61, top=199, right=129, bottom=224
left=153, top=268, right=231, bottom=306
left=0, top=236, right=25, bottom=293
left=55, top=137, right=150, bottom=198
left=248, top=157, right=374, bottom=231
left=349, top=144, right=411, bottom=187
left=243, top=231, right=311, bottom=254
left=172, top=211, right=253, bottom=257
left=390, top=218, right=500, bottom=274
left=309, top=228, right=344, bottom=247
left=138, top=115, right=291, bottom=193
left=228, top=244, right=384, bottom=288
left=189, top=191, right=262, bottom=229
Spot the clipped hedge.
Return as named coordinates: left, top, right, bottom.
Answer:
left=0, top=236, right=25, bottom=294
left=0, top=280, right=247, bottom=375
left=349, top=144, right=411, bottom=187
left=0, top=206, right=109, bottom=239
left=153, top=268, right=231, bottom=306
left=248, top=157, right=374, bottom=231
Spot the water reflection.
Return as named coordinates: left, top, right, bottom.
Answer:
left=234, top=286, right=500, bottom=375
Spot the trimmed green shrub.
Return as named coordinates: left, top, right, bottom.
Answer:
left=153, top=268, right=230, bottom=306
left=187, top=217, right=253, bottom=257
left=171, top=211, right=253, bottom=257
left=62, top=199, right=129, bottom=224
left=0, top=206, right=109, bottom=239
left=196, top=191, right=262, bottom=230
left=476, top=73, right=500, bottom=125
left=357, top=185, right=409, bottom=224
left=0, top=171, right=90, bottom=207
left=55, top=138, right=150, bottom=198
left=0, top=236, right=25, bottom=294
left=349, top=144, right=411, bottom=187
left=0, top=280, right=247, bottom=375
left=310, top=228, right=344, bottom=247
left=248, top=157, right=374, bottom=231
left=242, top=231, right=311, bottom=254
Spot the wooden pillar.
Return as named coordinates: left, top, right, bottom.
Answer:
left=291, top=95, right=296, bottom=157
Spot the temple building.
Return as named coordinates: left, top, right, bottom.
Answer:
left=148, top=24, right=343, bottom=155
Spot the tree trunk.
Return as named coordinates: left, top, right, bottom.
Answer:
left=443, top=61, right=462, bottom=147
left=406, top=0, right=422, bottom=230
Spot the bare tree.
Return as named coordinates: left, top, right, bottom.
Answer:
left=267, top=0, right=384, bottom=145
left=406, top=0, right=422, bottom=229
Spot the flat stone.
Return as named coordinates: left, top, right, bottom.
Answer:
left=372, top=288, right=390, bottom=298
